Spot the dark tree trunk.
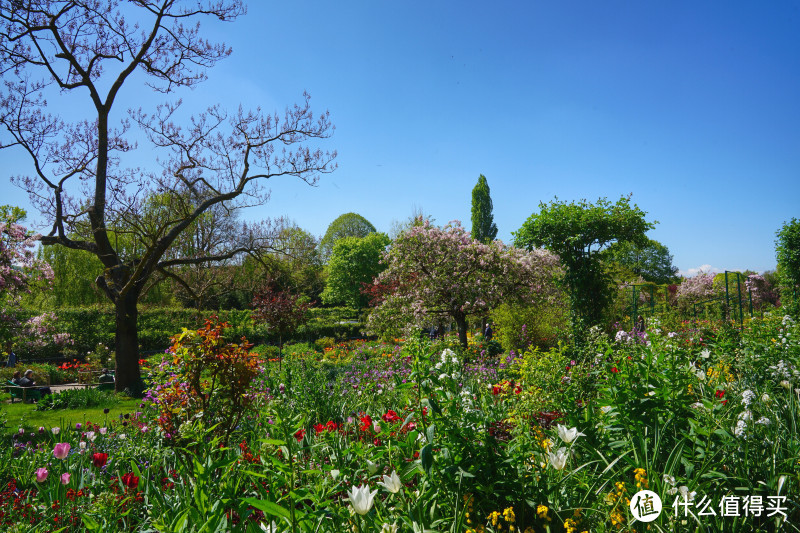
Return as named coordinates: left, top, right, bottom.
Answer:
left=455, top=313, right=468, bottom=349
left=114, top=293, right=142, bottom=394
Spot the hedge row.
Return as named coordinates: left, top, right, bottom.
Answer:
left=15, top=307, right=365, bottom=359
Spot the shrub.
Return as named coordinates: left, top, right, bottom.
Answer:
left=35, top=387, right=119, bottom=411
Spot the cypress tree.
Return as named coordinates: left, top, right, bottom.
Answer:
left=471, top=174, right=498, bottom=244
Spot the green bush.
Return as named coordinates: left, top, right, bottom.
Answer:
left=35, top=388, right=119, bottom=411
left=13, top=306, right=366, bottom=359
left=490, top=299, right=568, bottom=353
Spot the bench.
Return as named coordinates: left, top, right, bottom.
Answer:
left=4, top=381, right=43, bottom=403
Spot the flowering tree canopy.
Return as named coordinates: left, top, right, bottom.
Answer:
left=0, top=2, right=336, bottom=392
left=366, top=220, right=560, bottom=347
left=0, top=206, right=66, bottom=353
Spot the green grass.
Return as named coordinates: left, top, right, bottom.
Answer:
left=1, top=393, right=142, bottom=438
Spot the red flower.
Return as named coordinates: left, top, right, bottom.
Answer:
left=360, top=415, right=372, bottom=432
left=715, top=390, right=725, bottom=399
left=121, top=473, right=139, bottom=489
left=326, top=421, right=338, bottom=432
left=492, top=386, right=502, bottom=395
left=611, top=367, right=619, bottom=373
left=382, top=410, right=402, bottom=423
left=294, top=429, right=306, bottom=442
left=313, top=424, right=326, bottom=434
left=92, top=453, right=108, bottom=468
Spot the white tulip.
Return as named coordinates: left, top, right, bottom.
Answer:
left=556, top=424, right=585, bottom=444
left=377, top=470, right=402, bottom=494
left=347, top=485, right=377, bottom=515
left=366, top=460, right=379, bottom=475
left=548, top=447, right=569, bottom=470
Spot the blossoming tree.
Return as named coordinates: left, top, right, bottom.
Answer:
left=366, top=220, right=560, bottom=348
left=0, top=206, right=70, bottom=355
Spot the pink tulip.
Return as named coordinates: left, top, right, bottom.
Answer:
left=60, top=473, right=71, bottom=485
left=53, top=442, right=71, bottom=460
left=35, top=468, right=48, bottom=482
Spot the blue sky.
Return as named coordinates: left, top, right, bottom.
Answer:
left=3, top=1, right=799, bottom=274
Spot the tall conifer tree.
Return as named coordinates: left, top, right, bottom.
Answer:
left=471, top=175, right=498, bottom=244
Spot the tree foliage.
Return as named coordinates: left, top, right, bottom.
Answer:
left=776, top=218, right=800, bottom=315
left=601, top=238, right=678, bottom=285
left=470, top=174, right=498, bottom=244
left=321, top=232, right=390, bottom=309
left=513, top=196, right=654, bottom=331
left=0, top=2, right=336, bottom=391
left=319, top=213, right=377, bottom=261
left=252, top=279, right=311, bottom=363
left=367, top=220, right=560, bottom=347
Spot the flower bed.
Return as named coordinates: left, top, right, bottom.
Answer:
left=1, top=314, right=798, bottom=531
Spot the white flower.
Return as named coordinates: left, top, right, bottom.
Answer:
left=663, top=474, right=676, bottom=486
left=761, top=393, right=770, bottom=403
left=556, top=424, right=585, bottom=444
left=86, top=431, right=96, bottom=442
left=678, top=486, right=696, bottom=502
left=738, top=410, right=752, bottom=421
left=118, top=433, right=126, bottom=440
left=734, top=420, right=747, bottom=438
left=668, top=332, right=677, bottom=338
left=366, top=460, right=379, bottom=475
left=780, top=380, right=791, bottom=389
left=99, top=427, right=107, bottom=435
left=347, top=485, right=377, bottom=515
left=331, top=469, right=340, bottom=480
left=79, top=441, right=87, bottom=450
left=741, top=390, right=756, bottom=407
left=756, top=417, right=772, bottom=426
left=381, top=523, right=399, bottom=533
left=52, top=427, right=60, bottom=435
left=690, top=402, right=705, bottom=410
left=377, top=470, right=402, bottom=493
left=600, top=406, right=613, bottom=413
left=700, top=349, right=710, bottom=359
left=259, top=521, right=278, bottom=533
left=548, top=447, right=569, bottom=470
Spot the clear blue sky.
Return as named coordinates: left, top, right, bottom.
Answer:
left=3, top=1, right=799, bottom=274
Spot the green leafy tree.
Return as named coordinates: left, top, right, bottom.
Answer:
left=321, top=232, right=391, bottom=309
left=319, top=213, right=377, bottom=261
left=601, top=238, right=678, bottom=285
left=470, top=174, right=498, bottom=244
left=776, top=218, right=800, bottom=316
left=513, top=196, right=654, bottom=333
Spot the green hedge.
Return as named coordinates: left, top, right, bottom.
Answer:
left=14, top=306, right=365, bottom=359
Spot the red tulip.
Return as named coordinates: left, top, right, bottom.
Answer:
left=92, top=452, right=108, bottom=468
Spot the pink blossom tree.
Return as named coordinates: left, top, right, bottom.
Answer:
left=675, top=272, right=715, bottom=309
left=366, top=220, right=560, bottom=348
left=0, top=206, right=63, bottom=354
left=0, top=2, right=336, bottom=391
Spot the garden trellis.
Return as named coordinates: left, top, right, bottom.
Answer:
left=691, top=270, right=753, bottom=328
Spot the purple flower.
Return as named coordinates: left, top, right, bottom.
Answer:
left=53, top=442, right=71, bottom=460
left=35, top=468, right=48, bottom=482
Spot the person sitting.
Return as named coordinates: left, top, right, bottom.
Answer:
left=98, top=369, right=115, bottom=384
left=18, top=369, right=52, bottom=396
left=11, top=370, right=22, bottom=385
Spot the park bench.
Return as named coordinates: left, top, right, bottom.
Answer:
left=4, top=380, right=43, bottom=403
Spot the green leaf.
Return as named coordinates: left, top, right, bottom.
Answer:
left=241, top=498, right=291, bottom=520
left=421, top=443, right=433, bottom=474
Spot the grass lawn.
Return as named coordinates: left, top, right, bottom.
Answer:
left=1, top=393, right=142, bottom=438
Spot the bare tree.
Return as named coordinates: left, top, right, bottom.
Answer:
left=0, top=1, right=337, bottom=392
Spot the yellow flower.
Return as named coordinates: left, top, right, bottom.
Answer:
left=503, top=507, right=516, bottom=523
left=536, top=505, right=550, bottom=520
left=488, top=511, right=501, bottom=526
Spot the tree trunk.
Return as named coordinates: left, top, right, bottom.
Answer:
left=114, top=294, right=142, bottom=394
left=455, top=314, right=468, bottom=349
